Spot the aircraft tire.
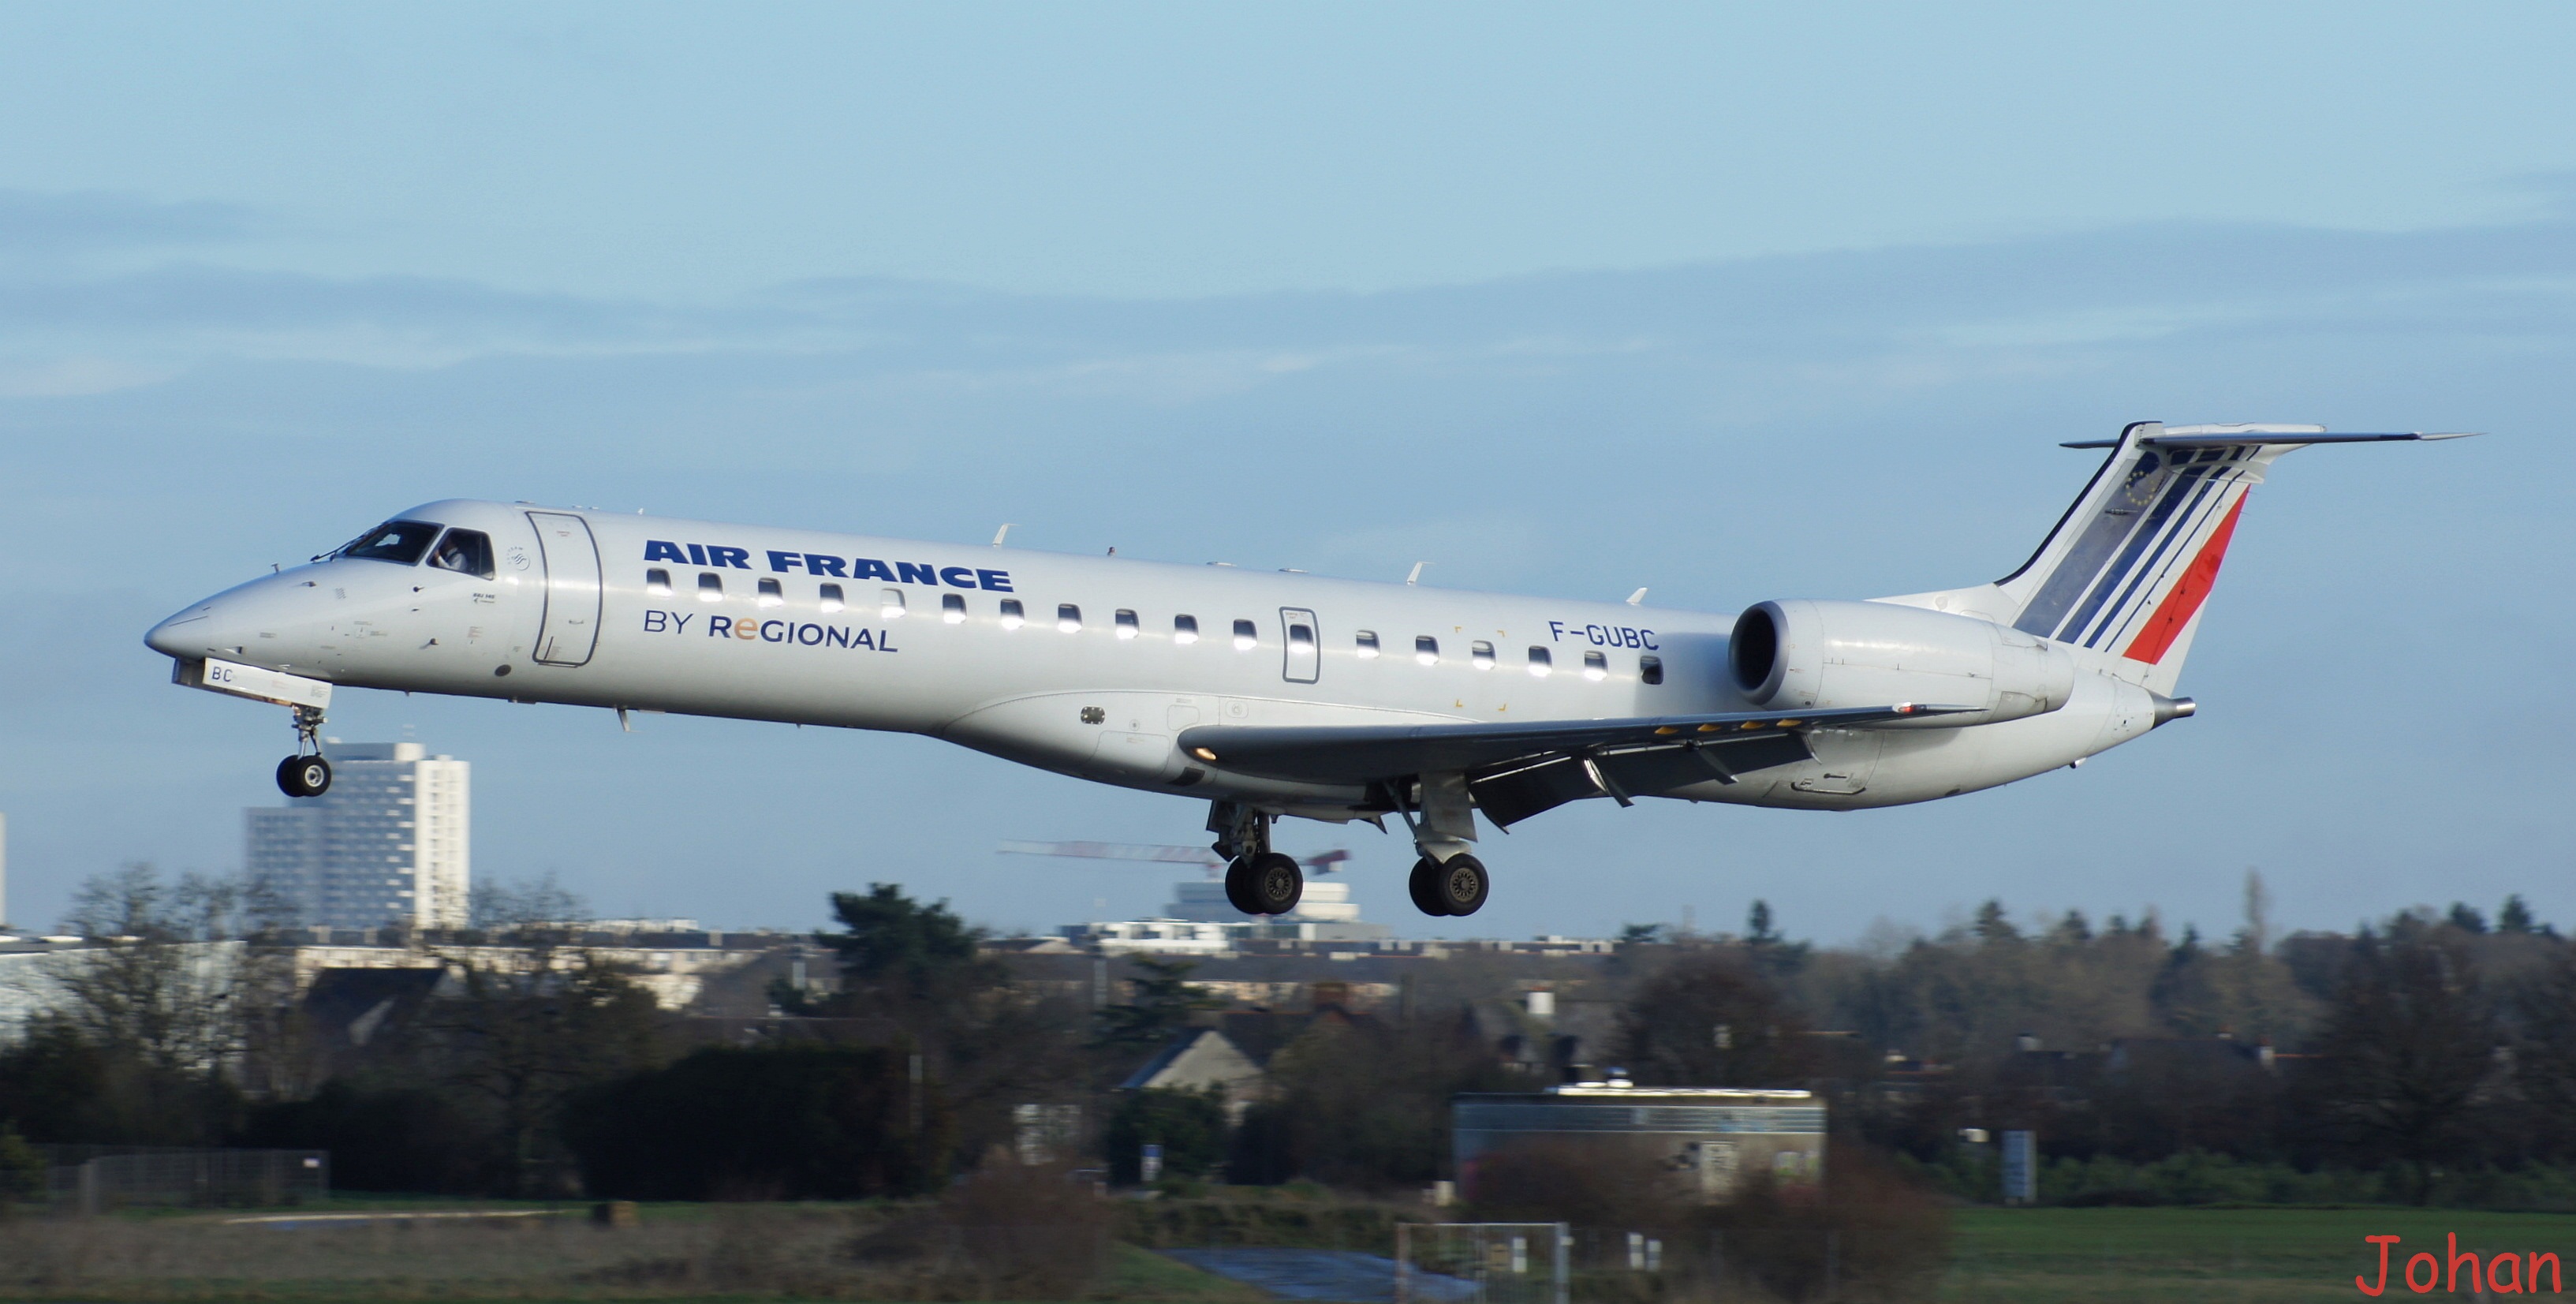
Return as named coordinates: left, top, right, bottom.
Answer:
left=1407, top=858, right=1450, bottom=916
left=1433, top=854, right=1489, bottom=916
left=277, top=754, right=332, bottom=798
left=1245, top=852, right=1305, bottom=916
left=1222, top=858, right=1260, bottom=914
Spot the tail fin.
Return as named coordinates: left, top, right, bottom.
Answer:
left=1881, top=421, right=2473, bottom=693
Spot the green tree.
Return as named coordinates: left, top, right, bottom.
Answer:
left=816, top=884, right=1006, bottom=1021
left=0, top=1123, right=47, bottom=1203
left=1095, top=958, right=1219, bottom=1049
left=1743, top=900, right=1812, bottom=977
left=1104, top=1086, right=1228, bottom=1185
left=2498, top=895, right=2540, bottom=935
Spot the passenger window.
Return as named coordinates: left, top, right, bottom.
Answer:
left=757, top=577, right=785, bottom=607
left=1232, top=619, right=1258, bottom=651
left=1470, top=641, right=1495, bottom=669
left=1583, top=649, right=1608, bottom=681
left=1527, top=646, right=1551, bottom=677
left=1415, top=636, right=1439, bottom=666
left=818, top=583, right=845, bottom=613
left=1058, top=603, right=1082, bottom=633
left=943, top=592, right=967, bottom=623
left=697, top=573, right=724, bottom=602
left=1641, top=655, right=1664, bottom=686
left=645, top=569, right=673, bottom=596
left=881, top=588, right=906, bottom=618
left=1115, top=609, right=1140, bottom=640
left=338, top=520, right=441, bottom=566
left=1355, top=630, right=1379, bottom=659
left=427, top=529, right=496, bottom=579
left=1289, top=622, right=1315, bottom=648
left=999, top=599, right=1025, bottom=630
left=1174, top=615, right=1200, bottom=644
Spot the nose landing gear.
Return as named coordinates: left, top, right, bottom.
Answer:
left=276, top=704, right=332, bottom=798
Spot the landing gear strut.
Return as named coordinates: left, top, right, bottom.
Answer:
left=276, top=704, right=331, bottom=798
left=1210, top=801, right=1303, bottom=917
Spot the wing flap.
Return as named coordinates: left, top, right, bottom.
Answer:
left=1174, top=702, right=1967, bottom=815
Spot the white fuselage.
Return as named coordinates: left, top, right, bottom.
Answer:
left=147, top=499, right=2163, bottom=826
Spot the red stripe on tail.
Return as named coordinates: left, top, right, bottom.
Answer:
left=2120, top=496, right=2246, bottom=665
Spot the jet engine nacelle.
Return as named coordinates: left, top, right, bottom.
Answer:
left=1730, top=599, right=2077, bottom=725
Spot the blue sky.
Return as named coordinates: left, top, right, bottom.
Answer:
left=2, top=4, right=2570, bottom=943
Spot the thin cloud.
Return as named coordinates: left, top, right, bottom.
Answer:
left=0, top=188, right=259, bottom=254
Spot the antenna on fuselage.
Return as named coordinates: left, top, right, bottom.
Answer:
left=1406, top=562, right=1428, bottom=585
left=1626, top=588, right=1648, bottom=606
left=992, top=524, right=1014, bottom=547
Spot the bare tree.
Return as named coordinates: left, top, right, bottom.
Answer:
left=1619, top=951, right=1813, bottom=1086
left=414, top=876, right=663, bottom=1194
left=43, top=864, right=299, bottom=1079
left=2306, top=927, right=2501, bottom=1201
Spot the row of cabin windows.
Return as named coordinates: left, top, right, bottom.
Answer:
left=644, top=568, right=1662, bottom=684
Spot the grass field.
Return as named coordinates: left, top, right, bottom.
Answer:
left=1941, top=1207, right=2576, bottom=1302
left=8, top=1200, right=2576, bottom=1302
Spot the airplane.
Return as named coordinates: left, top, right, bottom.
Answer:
left=144, top=421, right=2470, bottom=919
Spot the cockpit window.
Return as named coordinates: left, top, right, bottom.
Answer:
left=338, top=520, right=442, bottom=566
left=427, top=529, right=496, bottom=579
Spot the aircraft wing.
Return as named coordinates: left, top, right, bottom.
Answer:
left=1175, top=703, right=1970, bottom=828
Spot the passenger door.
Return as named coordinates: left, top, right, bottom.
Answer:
left=1279, top=607, right=1320, bottom=684
left=526, top=512, right=602, bottom=667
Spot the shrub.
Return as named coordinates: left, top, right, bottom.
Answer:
left=565, top=1044, right=950, bottom=1200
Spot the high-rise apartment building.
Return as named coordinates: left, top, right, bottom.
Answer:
left=246, top=742, right=469, bottom=930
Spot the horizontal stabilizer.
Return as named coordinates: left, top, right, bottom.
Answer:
left=1178, top=703, right=1971, bottom=826
left=2063, top=428, right=2479, bottom=449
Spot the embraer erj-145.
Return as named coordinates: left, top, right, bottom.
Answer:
left=146, top=421, right=2466, bottom=918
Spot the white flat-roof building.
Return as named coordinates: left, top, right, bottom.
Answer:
left=247, top=742, right=469, bottom=930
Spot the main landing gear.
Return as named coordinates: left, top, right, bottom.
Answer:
left=275, top=704, right=332, bottom=798
left=1408, top=854, right=1489, bottom=917
left=1392, top=772, right=1489, bottom=917
left=1209, top=801, right=1304, bottom=917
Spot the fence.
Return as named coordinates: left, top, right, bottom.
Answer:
left=39, top=1146, right=329, bottom=1212
left=1557, top=1226, right=1852, bottom=1302
left=1394, top=1222, right=1569, bottom=1304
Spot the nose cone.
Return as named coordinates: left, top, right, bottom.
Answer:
left=146, top=602, right=218, bottom=659
left=146, top=571, right=304, bottom=662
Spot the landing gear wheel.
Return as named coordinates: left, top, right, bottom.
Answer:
left=1409, top=858, right=1450, bottom=917
left=1244, top=852, right=1305, bottom=916
left=1223, top=858, right=1260, bottom=914
left=1432, top=854, right=1488, bottom=917
left=277, top=753, right=332, bottom=798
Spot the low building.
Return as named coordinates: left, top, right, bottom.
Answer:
left=1118, top=1027, right=1268, bottom=1121
left=1452, top=1083, right=1826, bottom=1204
left=1056, top=875, right=1393, bottom=952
